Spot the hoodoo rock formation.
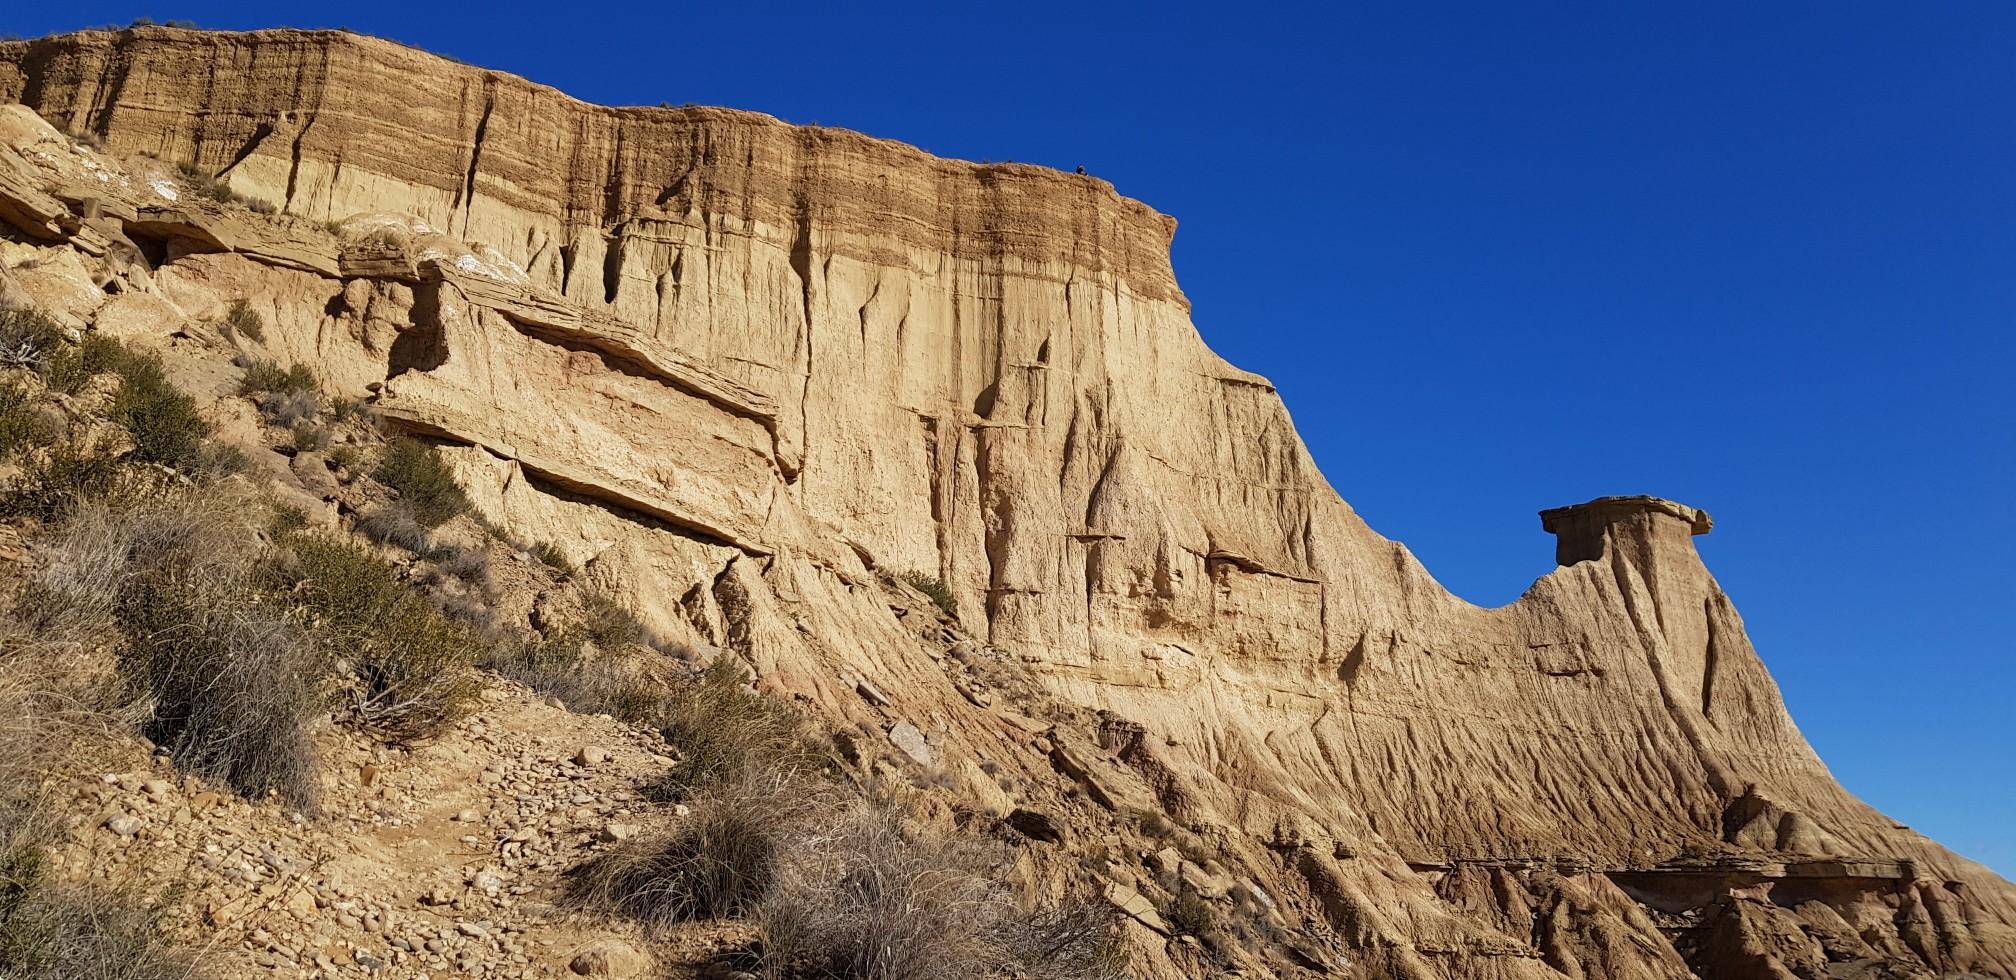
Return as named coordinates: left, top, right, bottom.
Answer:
left=2, top=26, right=2011, bottom=979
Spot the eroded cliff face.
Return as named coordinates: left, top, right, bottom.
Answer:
left=3, top=26, right=2011, bottom=979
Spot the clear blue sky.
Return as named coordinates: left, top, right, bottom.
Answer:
left=16, top=3, right=2013, bottom=875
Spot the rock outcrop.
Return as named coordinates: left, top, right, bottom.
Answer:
left=3, top=26, right=2011, bottom=978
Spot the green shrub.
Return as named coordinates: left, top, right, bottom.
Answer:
left=291, top=422, right=328, bottom=452
left=326, top=444, right=362, bottom=473
left=239, top=358, right=316, bottom=396
left=580, top=592, right=646, bottom=651
left=288, top=534, right=481, bottom=741
left=649, top=659, right=816, bottom=798
left=43, top=333, right=126, bottom=395
left=373, top=438, right=471, bottom=528
left=0, top=384, right=58, bottom=459
left=223, top=299, right=264, bottom=342
left=0, top=434, right=126, bottom=521
left=531, top=540, right=574, bottom=574
left=107, top=350, right=209, bottom=468
left=901, top=570, right=957, bottom=618
left=0, top=308, right=63, bottom=370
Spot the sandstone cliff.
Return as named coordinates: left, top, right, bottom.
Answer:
left=2, top=26, right=2010, bottom=979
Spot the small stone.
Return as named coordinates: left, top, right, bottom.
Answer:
left=569, top=939, right=648, bottom=977
left=457, top=921, right=488, bottom=938
left=105, top=814, right=143, bottom=836
left=574, top=746, right=609, bottom=767
left=887, top=722, right=933, bottom=765
left=597, top=823, right=635, bottom=843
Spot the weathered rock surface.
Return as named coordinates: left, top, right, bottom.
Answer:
left=3, top=25, right=2012, bottom=979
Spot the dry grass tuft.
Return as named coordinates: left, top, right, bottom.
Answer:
left=571, top=773, right=828, bottom=928
left=649, top=659, right=820, bottom=798
left=759, top=801, right=1124, bottom=980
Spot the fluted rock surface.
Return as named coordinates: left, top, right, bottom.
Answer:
left=3, top=26, right=2010, bottom=978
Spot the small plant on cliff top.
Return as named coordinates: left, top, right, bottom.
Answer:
left=238, top=358, right=316, bottom=396
left=901, top=570, right=957, bottom=619
left=373, top=438, right=471, bottom=529
left=224, top=298, right=265, bottom=342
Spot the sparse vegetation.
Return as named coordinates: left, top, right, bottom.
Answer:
left=902, top=570, right=958, bottom=618
left=107, top=348, right=210, bottom=468
left=239, top=357, right=316, bottom=396
left=759, top=800, right=1123, bottom=980
left=572, top=773, right=823, bottom=927
left=175, top=161, right=276, bottom=213
left=374, top=438, right=471, bottom=528
left=649, top=659, right=819, bottom=798
left=354, top=503, right=431, bottom=553
left=287, top=534, right=482, bottom=741
left=530, top=540, right=574, bottom=574
left=224, top=298, right=265, bottom=342
left=579, top=592, right=646, bottom=651
left=0, top=434, right=128, bottom=522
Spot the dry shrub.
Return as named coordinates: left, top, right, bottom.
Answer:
left=430, top=543, right=491, bottom=587
left=760, top=802, right=1122, bottom=980
left=485, top=629, right=658, bottom=722
left=223, top=299, right=264, bottom=342
left=0, top=433, right=130, bottom=522
left=27, top=487, right=324, bottom=809
left=287, top=534, right=481, bottom=741
left=530, top=540, right=573, bottom=574
left=0, top=595, right=208, bottom=977
left=116, top=581, right=326, bottom=810
left=571, top=773, right=828, bottom=928
left=0, top=881, right=208, bottom=979
left=0, top=307, right=64, bottom=369
left=579, top=592, right=646, bottom=651
left=650, top=659, right=819, bottom=798
left=354, top=504, right=431, bottom=553
left=25, top=486, right=262, bottom=632
left=256, top=389, right=318, bottom=428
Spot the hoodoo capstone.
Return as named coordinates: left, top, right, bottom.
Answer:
left=1, top=25, right=2010, bottom=979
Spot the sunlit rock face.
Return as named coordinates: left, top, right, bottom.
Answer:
left=4, top=27, right=2011, bottom=978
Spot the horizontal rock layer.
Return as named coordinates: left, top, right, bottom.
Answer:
left=4, top=27, right=2010, bottom=978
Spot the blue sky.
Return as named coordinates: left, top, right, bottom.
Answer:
left=14, top=3, right=2012, bottom=874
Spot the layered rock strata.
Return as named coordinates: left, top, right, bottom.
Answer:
left=3, top=27, right=2011, bottom=978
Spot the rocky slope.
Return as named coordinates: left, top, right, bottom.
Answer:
left=1, top=25, right=2011, bottom=979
